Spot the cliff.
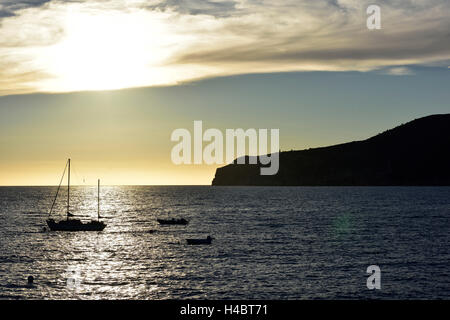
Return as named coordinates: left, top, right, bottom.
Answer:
left=212, top=114, right=450, bottom=186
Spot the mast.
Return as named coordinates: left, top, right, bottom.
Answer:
left=67, top=158, right=70, bottom=219
left=49, top=160, right=68, bottom=218
left=98, top=179, right=100, bottom=221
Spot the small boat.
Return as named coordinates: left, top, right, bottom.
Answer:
left=186, top=236, right=213, bottom=245
left=157, top=217, right=189, bottom=225
left=46, top=159, right=106, bottom=232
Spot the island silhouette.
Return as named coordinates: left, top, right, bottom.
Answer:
left=212, top=114, right=450, bottom=186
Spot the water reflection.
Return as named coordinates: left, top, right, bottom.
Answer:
left=0, top=186, right=449, bottom=299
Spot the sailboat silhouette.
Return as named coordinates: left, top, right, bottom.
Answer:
left=46, top=159, right=106, bottom=231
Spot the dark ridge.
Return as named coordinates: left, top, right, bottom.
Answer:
left=212, top=114, right=450, bottom=186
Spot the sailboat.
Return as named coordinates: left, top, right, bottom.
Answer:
left=46, top=159, right=106, bottom=231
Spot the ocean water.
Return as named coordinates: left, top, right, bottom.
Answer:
left=0, top=186, right=449, bottom=300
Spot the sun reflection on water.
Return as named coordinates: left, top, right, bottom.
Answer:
left=1, top=186, right=449, bottom=299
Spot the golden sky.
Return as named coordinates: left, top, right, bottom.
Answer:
left=0, top=0, right=449, bottom=185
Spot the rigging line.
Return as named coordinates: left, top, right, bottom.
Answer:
left=48, top=160, right=68, bottom=217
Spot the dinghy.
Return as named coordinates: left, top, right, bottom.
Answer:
left=157, top=217, right=189, bottom=225
left=186, top=236, right=213, bottom=245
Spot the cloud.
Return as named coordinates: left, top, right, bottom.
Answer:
left=0, top=0, right=449, bottom=95
left=172, top=1, right=450, bottom=67
left=0, top=0, right=52, bottom=17
left=0, top=53, right=53, bottom=95
left=0, top=9, right=14, bottom=18
left=383, top=66, right=414, bottom=76
left=149, top=0, right=238, bottom=17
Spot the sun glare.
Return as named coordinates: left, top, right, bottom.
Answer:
left=42, top=9, right=179, bottom=92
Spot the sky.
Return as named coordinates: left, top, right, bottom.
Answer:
left=0, top=0, right=449, bottom=185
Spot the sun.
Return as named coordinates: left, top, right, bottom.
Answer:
left=42, top=8, right=176, bottom=92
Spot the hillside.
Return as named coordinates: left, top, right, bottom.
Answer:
left=212, top=114, right=450, bottom=186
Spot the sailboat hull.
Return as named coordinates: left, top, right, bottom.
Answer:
left=46, top=219, right=106, bottom=231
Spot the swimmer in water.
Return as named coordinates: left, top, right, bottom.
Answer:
left=26, top=276, right=34, bottom=288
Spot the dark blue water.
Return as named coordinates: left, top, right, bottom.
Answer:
left=0, top=186, right=449, bottom=299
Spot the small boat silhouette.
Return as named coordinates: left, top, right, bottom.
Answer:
left=186, top=236, right=213, bottom=245
left=157, top=217, right=189, bottom=225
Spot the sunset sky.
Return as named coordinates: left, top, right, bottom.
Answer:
left=0, top=0, right=449, bottom=185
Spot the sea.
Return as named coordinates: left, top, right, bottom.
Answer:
left=0, top=186, right=449, bottom=299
